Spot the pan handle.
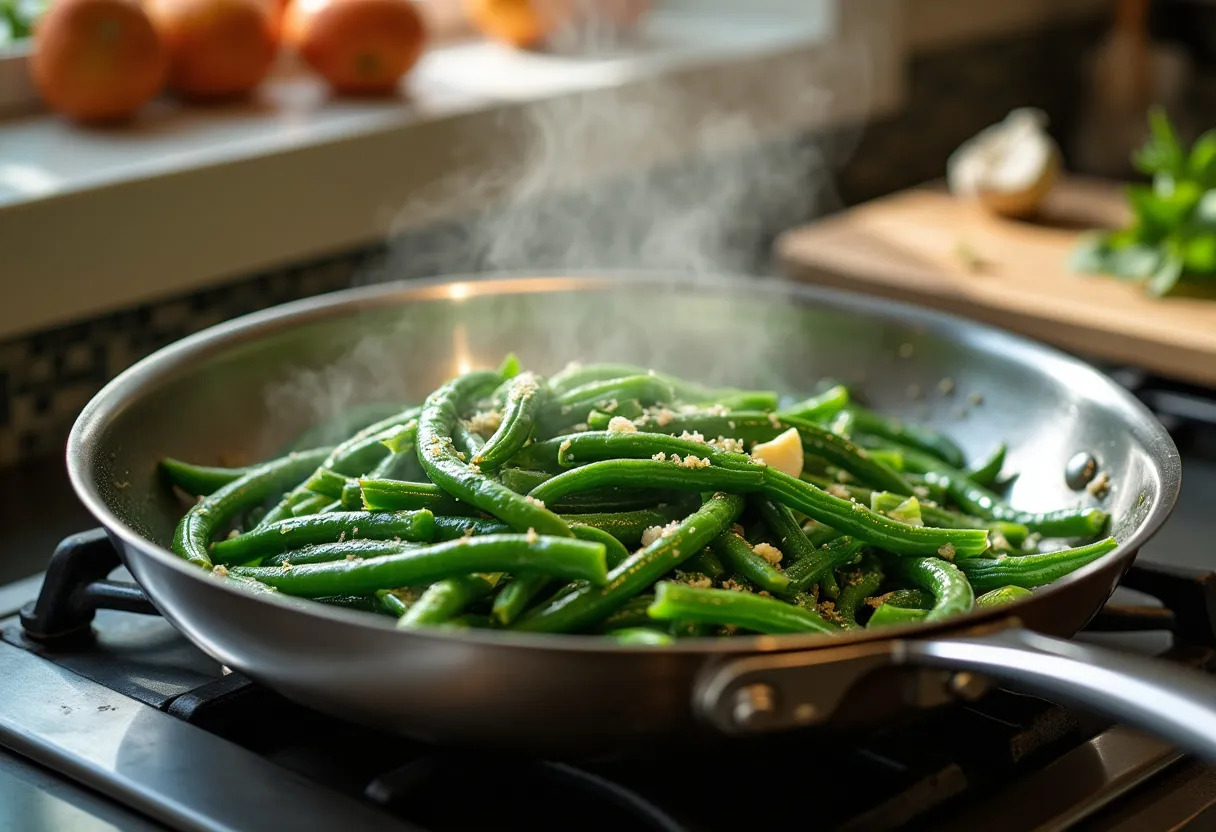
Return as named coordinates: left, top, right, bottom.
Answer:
left=693, top=627, right=1216, bottom=761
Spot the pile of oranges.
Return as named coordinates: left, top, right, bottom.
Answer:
left=30, top=0, right=649, bottom=124
left=30, top=0, right=427, bottom=123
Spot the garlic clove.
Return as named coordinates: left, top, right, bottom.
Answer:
left=947, top=108, right=1061, bottom=218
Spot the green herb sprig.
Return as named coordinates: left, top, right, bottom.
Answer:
left=1072, top=109, right=1216, bottom=296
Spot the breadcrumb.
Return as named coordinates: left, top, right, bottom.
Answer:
left=640, top=520, right=681, bottom=547
left=651, top=452, right=667, bottom=462
left=706, top=404, right=730, bottom=416
left=469, top=410, right=503, bottom=436
left=607, top=416, right=638, bottom=433
left=722, top=579, right=748, bottom=592
left=678, top=430, right=707, bottom=444
left=345, top=553, right=359, bottom=561
left=647, top=407, right=676, bottom=427
left=1087, top=471, right=1111, bottom=498
left=937, top=542, right=956, bottom=560
left=281, top=561, right=293, bottom=570
left=752, top=542, right=783, bottom=565
left=526, top=527, right=539, bottom=543
left=675, top=454, right=711, bottom=469
left=767, top=412, right=781, bottom=428
left=525, top=495, right=546, bottom=508
left=708, top=436, right=745, bottom=454
left=674, top=571, right=713, bottom=589
left=211, top=565, right=229, bottom=577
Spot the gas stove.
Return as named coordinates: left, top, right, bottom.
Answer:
left=1, top=370, right=1215, bottom=832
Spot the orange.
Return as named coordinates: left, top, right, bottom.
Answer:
left=284, top=0, right=426, bottom=95
left=464, top=0, right=649, bottom=49
left=147, top=0, right=278, bottom=99
left=30, top=0, right=167, bottom=123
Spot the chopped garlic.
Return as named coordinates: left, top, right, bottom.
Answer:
left=752, top=542, right=783, bottom=565
left=607, top=416, right=638, bottom=433
left=750, top=427, right=803, bottom=478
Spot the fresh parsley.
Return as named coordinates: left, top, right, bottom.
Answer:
left=1072, top=108, right=1216, bottom=296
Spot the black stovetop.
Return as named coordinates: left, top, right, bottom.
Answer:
left=2, top=369, right=1216, bottom=831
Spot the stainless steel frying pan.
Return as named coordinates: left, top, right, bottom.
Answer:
left=67, top=273, right=1212, bottom=755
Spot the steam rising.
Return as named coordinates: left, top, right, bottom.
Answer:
left=268, top=8, right=873, bottom=435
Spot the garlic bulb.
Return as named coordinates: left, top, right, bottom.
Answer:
left=947, top=108, right=1061, bottom=218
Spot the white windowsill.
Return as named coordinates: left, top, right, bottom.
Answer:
left=0, top=1, right=902, bottom=340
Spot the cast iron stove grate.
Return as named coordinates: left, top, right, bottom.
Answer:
left=2, top=528, right=1216, bottom=831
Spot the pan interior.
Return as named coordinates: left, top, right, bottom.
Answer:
left=77, top=275, right=1173, bottom=616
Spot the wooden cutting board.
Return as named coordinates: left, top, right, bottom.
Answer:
left=777, top=177, right=1216, bottom=388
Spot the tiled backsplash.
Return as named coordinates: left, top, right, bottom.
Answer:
left=0, top=21, right=1101, bottom=467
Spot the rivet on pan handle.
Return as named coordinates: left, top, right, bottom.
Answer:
left=692, top=639, right=975, bottom=735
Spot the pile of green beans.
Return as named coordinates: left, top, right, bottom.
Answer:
left=162, top=358, right=1116, bottom=640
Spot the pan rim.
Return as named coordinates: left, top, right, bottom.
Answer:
left=66, top=270, right=1182, bottom=656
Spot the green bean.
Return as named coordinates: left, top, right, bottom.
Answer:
left=819, top=569, right=840, bottom=600
left=472, top=372, right=544, bottom=471
left=161, top=457, right=256, bottom=496
left=311, top=594, right=379, bottom=612
left=172, top=448, right=331, bottom=568
left=880, top=588, right=933, bottom=609
left=887, top=557, right=975, bottom=620
left=498, top=352, right=521, bottom=380
left=231, top=534, right=608, bottom=597
left=304, top=468, right=348, bottom=499
left=778, top=385, right=849, bottom=421
left=646, top=582, right=837, bottom=635
left=608, top=627, right=675, bottom=646
left=595, top=595, right=655, bottom=631
left=431, top=516, right=509, bottom=540
left=490, top=574, right=547, bottom=626
left=570, top=523, right=631, bottom=569
left=554, top=503, right=692, bottom=549
left=844, top=406, right=966, bottom=468
left=755, top=498, right=820, bottom=563
left=375, top=589, right=411, bottom=617
left=549, top=362, right=776, bottom=409
left=868, top=438, right=1108, bottom=538
left=554, top=431, right=756, bottom=471
left=976, top=585, right=1034, bottom=606
left=417, top=372, right=571, bottom=537
left=515, top=493, right=745, bottom=633
left=586, top=400, right=645, bottom=428
left=835, top=555, right=885, bottom=628
left=762, top=469, right=990, bottom=557
left=867, top=603, right=928, bottom=627
left=803, top=520, right=842, bottom=548
left=399, top=573, right=500, bottom=627
left=937, top=474, right=1109, bottom=538
left=781, top=535, right=864, bottom=595
left=867, top=491, right=1028, bottom=548
left=453, top=419, right=486, bottom=458
left=958, top=538, right=1117, bottom=592
left=967, top=443, right=1007, bottom=487
left=263, top=539, right=419, bottom=566
left=359, top=478, right=475, bottom=515
left=369, top=421, right=424, bottom=481
left=682, top=547, right=727, bottom=581
left=618, top=410, right=914, bottom=495
left=340, top=481, right=363, bottom=510
left=489, top=500, right=636, bottom=622
left=529, top=459, right=765, bottom=505
left=539, top=375, right=675, bottom=434
left=499, top=467, right=677, bottom=512
left=290, top=493, right=333, bottom=517
left=260, top=408, right=420, bottom=527
left=210, top=509, right=435, bottom=565
left=709, top=531, right=790, bottom=595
